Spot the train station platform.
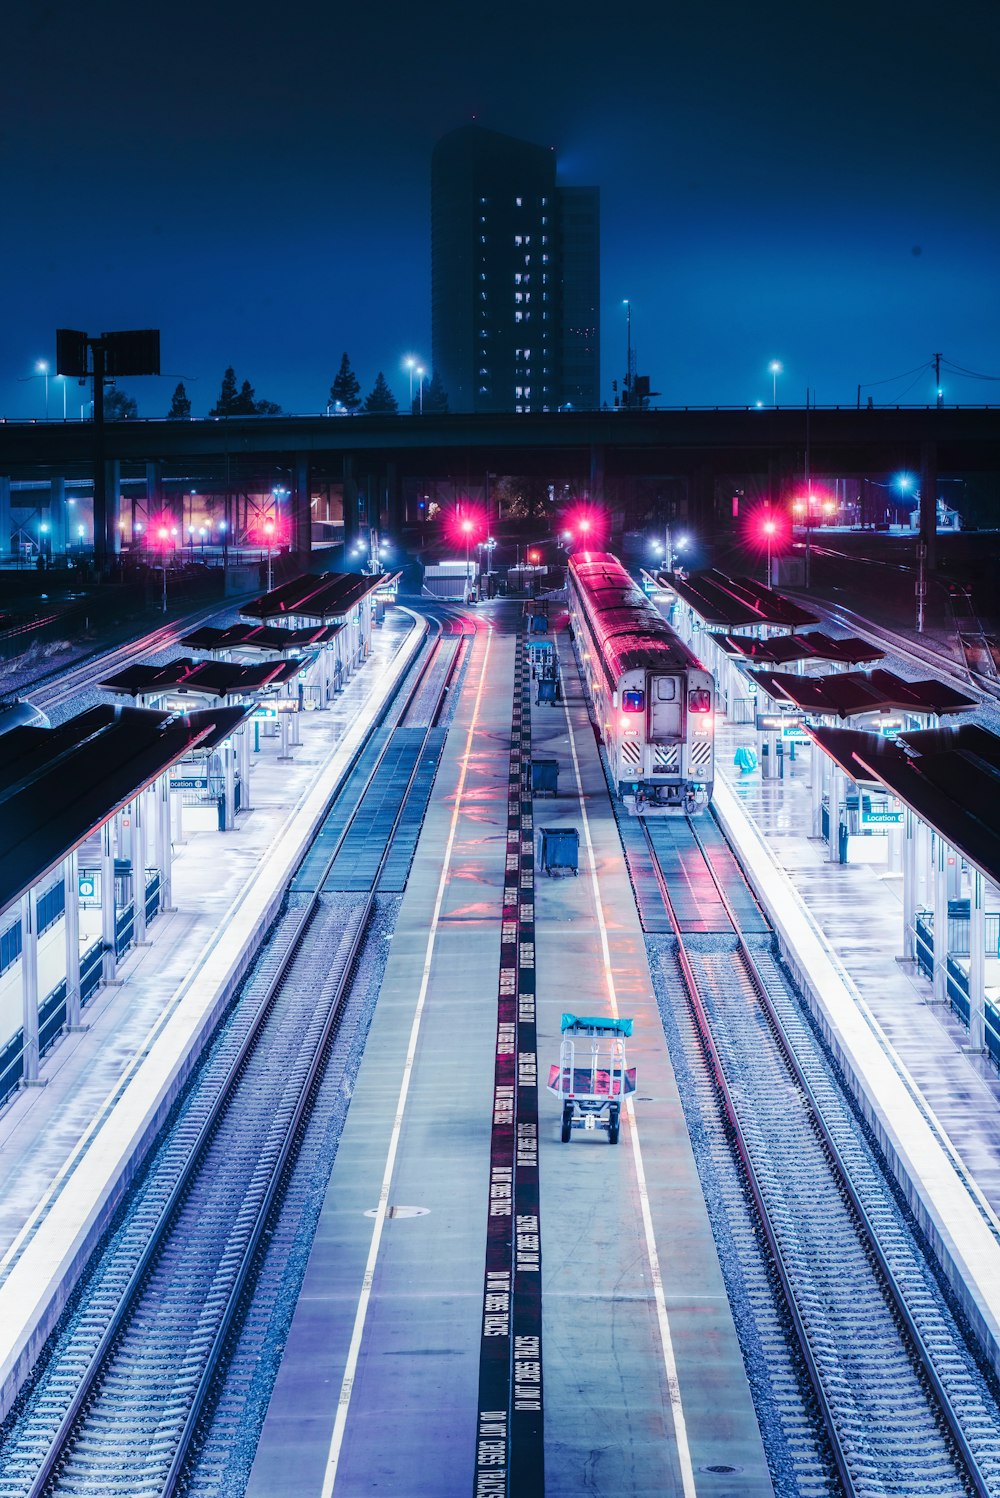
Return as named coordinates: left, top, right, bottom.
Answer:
left=248, top=608, right=771, bottom=1497
left=0, top=608, right=422, bottom=1420
left=714, top=714, right=1000, bottom=1373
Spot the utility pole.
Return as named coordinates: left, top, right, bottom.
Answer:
left=934, top=351, right=942, bottom=407
left=804, top=395, right=812, bottom=588
left=623, top=299, right=635, bottom=409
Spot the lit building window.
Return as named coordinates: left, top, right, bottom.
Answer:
left=516, top=196, right=522, bottom=206
left=514, top=273, right=523, bottom=284
left=515, top=311, right=524, bottom=322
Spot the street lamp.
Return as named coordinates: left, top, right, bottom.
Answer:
left=461, top=517, right=473, bottom=591
left=769, top=360, right=782, bottom=406
left=36, top=361, right=49, bottom=419
left=623, top=298, right=632, bottom=408
left=56, top=374, right=67, bottom=420
left=763, top=517, right=777, bottom=587
left=158, top=527, right=170, bottom=611
left=404, top=356, right=418, bottom=413
left=416, top=366, right=425, bottom=415
left=264, top=519, right=275, bottom=591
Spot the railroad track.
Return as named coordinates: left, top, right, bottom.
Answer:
left=19, top=598, right=254, bottom=715
left=788, top=591, right=1000, bottom=707
left=636, top=810, right=1000, bottom=1496
left=0, top=612, right=468, bottom=1496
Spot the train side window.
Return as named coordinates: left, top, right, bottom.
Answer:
left=688, top=688, right=712, bottom=713
left=622, top=689, right=645, bottom=713
left=655, top=678, right=676, bottom=701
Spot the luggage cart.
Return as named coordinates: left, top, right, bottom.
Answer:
left=548, top=1015, right=635, bottom=1143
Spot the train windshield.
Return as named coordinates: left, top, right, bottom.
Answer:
left=621, top=689, right=645, bottom=713
left=688, top=688, right=712, bottom=714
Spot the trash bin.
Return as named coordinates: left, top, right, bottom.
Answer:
left=530, top=614, right=548, bottom=634
left=531, top=759, right=559, bottom=796
left=538, top=826, right=579, bottom=876
left=537, top=677, right=560, bottom=704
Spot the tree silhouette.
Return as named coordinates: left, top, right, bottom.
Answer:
left=211, top=367, right=239, bottom=416
left=330, top=353, right=361, bottom=412
left=423, top=369, right=450, bottom=414
left=364, top=372, right=399, bottom=415
left=104, top=386, right=138, bottom=419
left=167, top=382, right=191, bottom=419
left=210, top=368, right=281, bottom=416
left=231, top=379, right=258, bottom=415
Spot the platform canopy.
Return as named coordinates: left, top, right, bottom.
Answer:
left=180, top=622, right=342, bottom=656
left=808, top=724, right=1000, bottom=887
left=665, top=568, right=819, bottom=631
left=709, top=631, right=882, bottom=666
left=748, top=667, right=977, bottom=720
left=0, top=705, right=246, bottom=921
left=99, top=657, right=304, bottom=699
left=240, top=571, right=393, bottom=623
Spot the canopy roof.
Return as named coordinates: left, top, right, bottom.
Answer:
left=748, top=667, right=977, bottom=719
left=100, top=657, right=304, bottom=699
left=710, top=630, right=882, bottom=667
left=0, top=705, right=246, bottom=921
left=666, top=568, right=818, bottom=631
left=808, top=724, right=1000, bottom=887
left=240, top=571, right=390, bottom=622
left=181, top=622, right=342, bottom=654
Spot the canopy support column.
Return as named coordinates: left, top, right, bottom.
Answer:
left=64, top=848, right=83, bottom=1030
left=101, top=818, right=120, bottom=985
left=969, top=871, right=986, bottom=1052
left=902, top=808, right=917, bottom=961
left=20, top=888, right=41, bottom=1087
left=932, top=833, right=949, bottom=1003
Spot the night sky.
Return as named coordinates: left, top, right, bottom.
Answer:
left=3, top=0, right=998, bottom=420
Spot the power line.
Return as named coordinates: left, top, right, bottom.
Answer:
left=858, top=360, right=933, bottom=389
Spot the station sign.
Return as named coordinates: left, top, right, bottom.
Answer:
left=78, top=874, right=97, bottom=899
left=170, top=776, right=210, bottom=790
left=863, top=806, right=903, bottom=825
left=253, top=705, right=279, bottom=719
left=755, top=713, right=805, bottom=732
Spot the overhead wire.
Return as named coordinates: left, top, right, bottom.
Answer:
left=858, top=360, right=933, bottom=390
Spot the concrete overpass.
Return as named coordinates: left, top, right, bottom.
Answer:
left=1, top=405, right=998, bottom=565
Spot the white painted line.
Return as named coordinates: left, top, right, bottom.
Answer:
left=560, top=685, right=699, bottom=1498
left=322, top=625, right=494, bottom=1497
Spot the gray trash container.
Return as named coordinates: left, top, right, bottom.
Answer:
left=531, top=759, right=559, bottom=796
left=538, top=826, right=579, bottom=876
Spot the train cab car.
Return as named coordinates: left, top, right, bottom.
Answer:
left=568, top=552, right=715, bottom=813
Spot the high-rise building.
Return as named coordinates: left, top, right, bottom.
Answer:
left=431, top=125, right=600, bottom=414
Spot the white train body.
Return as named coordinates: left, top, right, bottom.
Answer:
left=568, top=552, right=715, bottom=813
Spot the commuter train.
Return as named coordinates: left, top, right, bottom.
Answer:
left=0, top=699, right=49, bottom=736
left=567, top=552, right=715, bottom=813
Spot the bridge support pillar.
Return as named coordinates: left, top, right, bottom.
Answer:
left=589, top=444, right=605, bottom=505
left=342, top=455, right=360, bottom=554
left=48, top=476, right=65, bottom=557
left=0, top=475, right=10, bottom=560
left=292, top=451, right=311, bottom=565
left=384, top=461, right=402, bottom=540
left=145, top=462, right=161, bottom=528
left=920, top=441, right=937, bottom=577
left=104, top=459, right=121, bottom=558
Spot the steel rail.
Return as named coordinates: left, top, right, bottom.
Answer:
left=21, top=609, right=460, bottom=1496
left=164, top=616, right=472, bottom=1494
left=787, top=590, right=1000, bottom=704
left=647, top=807, right=991, bottom=1497
left=639, top=817, right=857, bottom=1496
left=686, top=812, right=991, bottom=1496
